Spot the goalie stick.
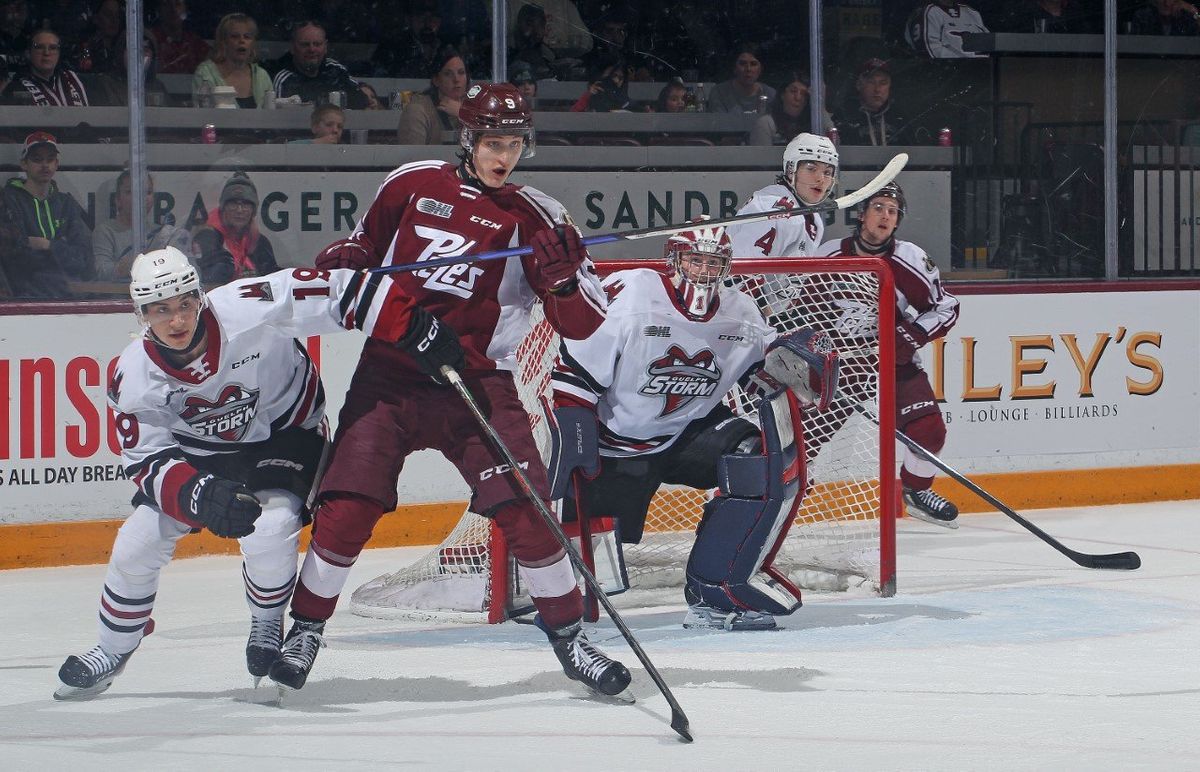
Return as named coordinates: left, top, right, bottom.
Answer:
left=841, top=399, right=1141, bottom=571
left=440, top=365, right=694, bottom=743
left=370, top=153, right=910, bottom=277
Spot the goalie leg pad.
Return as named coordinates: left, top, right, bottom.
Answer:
left=684, top=390, right=806, bottom=617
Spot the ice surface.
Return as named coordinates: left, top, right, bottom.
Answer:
left=2, top=500, right=1197, bottom=770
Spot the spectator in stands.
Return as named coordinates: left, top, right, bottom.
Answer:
left=289, top=104, right=345, bottom=144
left=506, top=0, right=592, bottom=58
left=706, top=43, right=775, bottom=114
left=571, top=55, right=632, bottom=112
left=581, top=7, right=654, bottom=82
left=437, top=0, right=491, bottom=72
left=1127, top=0, right=1200, bottom=34
left=0, top=179, right=71, bottom=299
left=999, top=0, right=1099, bottom=33
left=358, top=81, right=383, bottom=109
left=71, top=0, right=123, bottom=74
left=193, top=13, right=272, bottom=109
left=370, top=0, right=444, bottom=78
left=509, top=4, right=564, bottom=81
left=91, top=32, right=171, bottom=106
left=150, top=0, right=209, bottom=74
left=93, top=170, right=191, bottom=281
left=396, top=47, right=468, bottom=145
left=271, top=20, right=367, bottom=109
left=2, top=132, right=93, bottom=284
left=509, top=61, right=538, bottom=106
left=831, top=58, right=915, bottom=147
left=749, top=71, right=831, bottom=146
left=2, top=29, right=90, bottom=105
left=653, top=78, right=687, bottom=112
left=305, top=0, right=376, bottom=44
left=0, top=0, right=33, bottom=82
left=190, top=171, right=278, bottom=285
left=906, top=1, right=990, bottom=58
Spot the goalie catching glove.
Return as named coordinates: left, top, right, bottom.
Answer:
left=397, top=305, right=466, bottom=383
left=530, top=224, right=586, bottom=295
left=749, top=328, right=840, bottom=411
left=179, top=473, right=261, bottom=538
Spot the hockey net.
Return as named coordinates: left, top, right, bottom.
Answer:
left=350, top=257, right=897, bottom=623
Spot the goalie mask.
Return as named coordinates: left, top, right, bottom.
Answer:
left=664, top=220, right=733, bottom=319
left=129, top=246, right=206, bottom=327
left=458, top=82, right=536, bottom=160
left=781, top=133, right=839, bottom=205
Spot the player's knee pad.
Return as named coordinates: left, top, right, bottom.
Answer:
left=110, top=505, right=189, bottom=576
left=684, top=389, right=806, bottom=616
left=490, top=499, right=561, bottom=565
left=309, top=492, right=386, bottom=556
left=902, top=412, right=946, bottom=454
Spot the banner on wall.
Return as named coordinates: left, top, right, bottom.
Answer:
left=62, top=170, right=951, bottom=270
left=2, top=289, right=1195, bottom=524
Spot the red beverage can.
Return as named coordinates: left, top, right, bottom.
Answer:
left=827, top=126, right=840, bottom=146
left=202, top=124, right=217, bottom=144
left=938, top=127, right=952, bottom=147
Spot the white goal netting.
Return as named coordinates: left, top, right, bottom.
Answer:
left=351, top=258, right=896, bottom=623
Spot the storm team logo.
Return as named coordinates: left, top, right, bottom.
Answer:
left=180, top=384, right=260, bottom=441
left=639, top=345, right=722, bottom=417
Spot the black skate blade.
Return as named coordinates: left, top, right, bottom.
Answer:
left=905, top=509, right=959, bottom=529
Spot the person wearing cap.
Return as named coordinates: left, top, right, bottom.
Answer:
left=1, top=131, right=93, bottom=285
left=1, top=28, right=89, bottom=105
left=189, top=171, right=278, bottom=285
left=831, top=58, right=915, bottom=147
left=509, top=62, right=538, bottom=105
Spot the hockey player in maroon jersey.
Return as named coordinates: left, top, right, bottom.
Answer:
left=269, top=83, right=630, bottom=698
left=54, top=247, right=423, bottom=700
left=815, top=182, right=962, bottom=527
left=549, top=222, right=839, bottom=630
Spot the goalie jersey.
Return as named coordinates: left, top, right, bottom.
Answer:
left=727, top=183, right=825, bottom=259
left=109, top=268, right=411, bottom=522
left=551, top=268, right=775, bottom=457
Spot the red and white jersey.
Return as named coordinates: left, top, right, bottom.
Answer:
left=109, top=267, right=411, bottom=523
left=323, top=161, right=606, bottom=376
left=907, top=2, right=988, bottom=59
left=815, top=236, right=960, bottom=361
left=727, top=183, right=825, bottom=260
left=552, top=269, right=775, bottom=457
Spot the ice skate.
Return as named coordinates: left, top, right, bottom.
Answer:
left=903, top=487, right=959, bottom=529
left=540, top=617, right=631, bottom=700
left=682, top=603, right=778, bottom=631
left=246, top=616, right=284, bottom=687
left=54, top=645, right=136, bottom=701
left=267, top=618, right=326, bottom=692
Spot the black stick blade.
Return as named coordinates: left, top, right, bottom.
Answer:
left=671, top=712, right=694, bottom=743
left=1076, top=550, right=1141, bottom=570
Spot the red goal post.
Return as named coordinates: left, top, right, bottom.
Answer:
left=350, top=257, right=897, bottom=623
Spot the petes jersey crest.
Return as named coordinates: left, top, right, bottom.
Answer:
left=727, top=183, right=825, bottom=259
left=553, top=269, right=775, bottom=457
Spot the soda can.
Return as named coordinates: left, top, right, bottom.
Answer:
left=202, top=124, right=217, bottom=144
left=938, top=127, right=952, bottom=147
left=827, top=126, right=840, bottom=146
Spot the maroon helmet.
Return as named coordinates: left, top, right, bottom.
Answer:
left=458, top=83, right=536, bottom=159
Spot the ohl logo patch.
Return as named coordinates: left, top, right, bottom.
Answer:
left=180, top=384, right=260, bottom=441
left=639, top=345, right=722, bottom=417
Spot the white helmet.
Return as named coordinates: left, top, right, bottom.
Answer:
left=664, top=218, right=733, bottom=318
left=781, top=132, right=839, bottom=200
left=129, top=246, right=205, bottom=325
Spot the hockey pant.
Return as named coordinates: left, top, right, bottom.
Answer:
left=96, top=490, right=302, bottom=655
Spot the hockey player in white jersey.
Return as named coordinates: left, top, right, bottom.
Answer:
left=726, top=132, right=838, bottom=263
left=815, top=182, right=961, bottom=527
left=54, top=247, right=418, bottom=700
left=550, top=222, right=839, bottom=630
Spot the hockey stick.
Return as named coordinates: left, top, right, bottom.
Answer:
left=371, top=153, right=910, bottom=277
left=441, top=365, right=694, bottom=743
left=842, top=399, right=1141, bottom=570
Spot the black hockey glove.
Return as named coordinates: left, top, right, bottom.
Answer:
left=180, top=473, right=261, bottom=539
left=397, top=305, right=466, bottom=383
left=531, top=224, right=586, bottom=295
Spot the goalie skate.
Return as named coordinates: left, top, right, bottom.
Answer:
left=903, top=487, right=959, bottom=529
left=542, top=618, right=631, bottom=698
left=246, top=616, right=284, bottom=687
left=682, top=603, right=778, bottom=631
left=268, top=618, right=326, bottom=691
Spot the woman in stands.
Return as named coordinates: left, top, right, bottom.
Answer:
left=706, top=43, right=775, bottom=114
left=192, top=13, right=272, bottom=109
left=748, top=71, right=833, bottom=146
left=396, top=47, right=469, bottom=145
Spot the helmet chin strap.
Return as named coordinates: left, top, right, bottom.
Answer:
left=456, top=157, right=489, bottom=192
left=853, top=229, right=894, bottom=256
left=148, top=316, right=207, bottom=362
